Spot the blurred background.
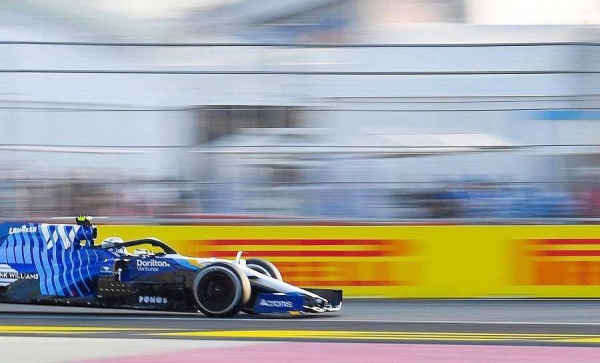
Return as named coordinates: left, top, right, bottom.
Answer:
left=1, top=0, right=600, bottom=222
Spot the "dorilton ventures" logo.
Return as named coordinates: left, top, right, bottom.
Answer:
left=136, top=259, right=170, bottom=271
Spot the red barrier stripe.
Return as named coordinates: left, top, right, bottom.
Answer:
left=208, top=239, right=386, bottom=246
left=291, top=280, right=398, bottom=287
left=203, top=250, right=392, bottom=257
left=536, top=239, right=600, bottom=245
left=539, top=250, right=600, bottom=257
left=280, top=272, right=330, bottom=279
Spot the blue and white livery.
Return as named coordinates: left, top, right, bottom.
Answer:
left=0, top=217, right=342, bottom=317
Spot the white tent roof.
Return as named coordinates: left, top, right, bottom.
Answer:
left=196, top=127, right=521, bottom=158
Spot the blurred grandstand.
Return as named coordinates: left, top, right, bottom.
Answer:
left=0, top=0, right=599, bottom=222
left=0, top=168, right=596, bottom=222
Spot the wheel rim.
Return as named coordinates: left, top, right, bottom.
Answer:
left=196, top=270, right=238, bottom=314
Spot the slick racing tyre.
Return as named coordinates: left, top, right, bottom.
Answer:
left=193, top=262, right=251, bottom=317
left=246, top=258, right=283, bottom=281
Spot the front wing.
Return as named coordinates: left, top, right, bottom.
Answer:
left=252, top=289, right=342, bottom=314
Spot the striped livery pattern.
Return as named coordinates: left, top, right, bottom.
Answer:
left=0, top=223, right=105, bottom=297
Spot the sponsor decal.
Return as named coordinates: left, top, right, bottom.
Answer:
left=0, top=272, right=39, bottom=280
left=0, top=264, right=39, bottom=288
left=138, top=295, right=168, bottom=304
left=514, top=238, right=600, bottom=286
left=136, top=259, right=170, bottom=272
left=8, top=225, right=37, bottom=234
left=259, top=299, right=293, bottom=309
left=253, top=293, right=303, bottom=313
left=197, top=239, right=418, bottom=287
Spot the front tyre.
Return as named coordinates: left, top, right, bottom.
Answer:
left=193, top=263, right=251, bottom=317
left=246, top=258, right=283, bottom=281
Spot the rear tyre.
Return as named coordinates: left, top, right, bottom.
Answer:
left=193, top=262, right=251, bottom=317
left=243, top=258, right=283, bottom=315
left=246, top=258, right=283, bottom=281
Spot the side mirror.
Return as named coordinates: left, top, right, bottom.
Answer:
left=235, top=251, right=245, bottom=265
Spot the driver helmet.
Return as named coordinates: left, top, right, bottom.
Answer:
left=101, top=236, right=126, bottom=254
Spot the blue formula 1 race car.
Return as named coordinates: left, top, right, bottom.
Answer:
left=0, top=217, right=342, bottom=317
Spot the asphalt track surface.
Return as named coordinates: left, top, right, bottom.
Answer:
left=2, top=299, right=600, bottom=345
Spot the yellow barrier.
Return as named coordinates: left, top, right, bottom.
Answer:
left=99, top=225, right=600, bottom=298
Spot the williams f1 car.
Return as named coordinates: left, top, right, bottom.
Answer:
left=0, top=217, right=342, bottom=317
